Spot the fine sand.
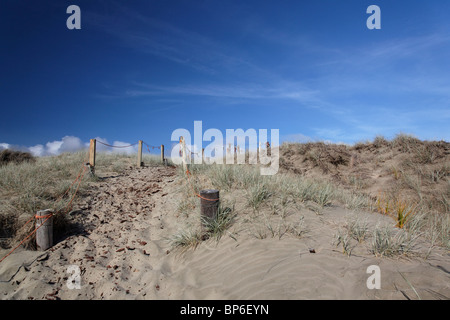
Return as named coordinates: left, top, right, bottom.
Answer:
left=1, top=165, right=449, bottom=300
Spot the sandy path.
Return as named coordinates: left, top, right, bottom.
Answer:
left=1, top=166, right=185, bottom=299
left=1, top=166, right=449, bottom=300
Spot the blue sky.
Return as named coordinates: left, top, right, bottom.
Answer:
left=1, top=0, right=449, bottom=156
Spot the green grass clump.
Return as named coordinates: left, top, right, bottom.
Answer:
left=345, top=216, right=369, bottom=243
left=202, top=204, right=236, bottom=241
left=333, top=229, right=353, bottom=256
left=169, top=228, right=203, bottom=250
left=311, top=183, right=334, bottom=207
left=246, top=180, right=273, bottom=211
left=170, top=203, right=236, bottom=250
left=208, top=165, right=236, bottom=191
left=370, top=225, right=418, bottom=257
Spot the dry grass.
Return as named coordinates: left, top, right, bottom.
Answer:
left=280, top=135, right=449, bottom=246
left=375, top=193, right=418, bottom=229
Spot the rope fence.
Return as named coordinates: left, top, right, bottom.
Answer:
left=0, top=138, right=165, bottom=264
left=87, top=139, right=165, bottom=173
left=0, top=137, right=223, bottom=264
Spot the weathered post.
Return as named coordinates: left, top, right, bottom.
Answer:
left=180, top=136, right=188, bottom=173
left=161, top=144, right=165, bottom=164
left=89, top=139, right=96, bottom=175
left=137, top=140, right=143, bottom=167
left=35, top=209, right=53, bottom=251
left=200, top=189, right=219, bottom=230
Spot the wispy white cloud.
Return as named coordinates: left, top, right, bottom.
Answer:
left=126, top=82, right=319, bottom=103
left=361, top=33, right=450, bottom=62
left=315, top=31, right=450, bottom=96
left=86, top=4, right=257, bottom=76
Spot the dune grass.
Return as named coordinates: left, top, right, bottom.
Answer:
left=171, top=135, right=449, bottom=256
left=170, top=201, right=237, bottom=250
left=369, top=224, right=420, bottom=257
left=172, top=163, right=339, bottom=249
left=0, top=151, right=89, bottom=248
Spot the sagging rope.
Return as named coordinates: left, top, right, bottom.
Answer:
left=96, top=141, right=138, bottom=148
left=143, top=141, right=161, bottom=153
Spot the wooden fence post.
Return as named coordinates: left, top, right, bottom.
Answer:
left=35, top=209, right=53, bottom=251
left=137, top=140, right=143, bottom=167
left=161, top=144, right=165, bottom=163
left=180, top=136, right=188, bottom=173
left=200, top=189, right=219, bottom=230
left=89, top=139, right=96, bottom=175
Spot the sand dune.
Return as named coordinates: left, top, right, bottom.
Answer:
left=1, top=165, right=449, bottom=300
